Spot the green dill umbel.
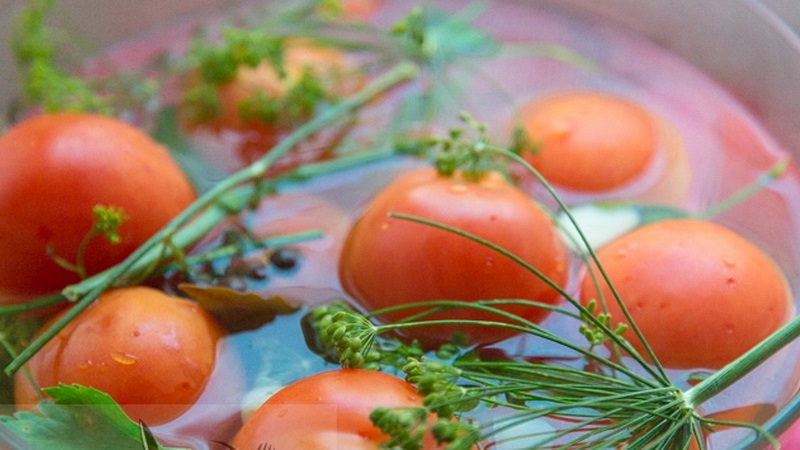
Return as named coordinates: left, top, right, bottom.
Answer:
left=46, top=205, right=128, bottom=280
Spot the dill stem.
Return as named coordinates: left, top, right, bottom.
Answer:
left=0, top=294, right=65, bottom=316
left=4, top=61, right=418, bottom=376
left=695, top=157, right=789, bottom=220
left=684, top=314, right=800, bottom=408
left=66, top=146, right=397, bottom=300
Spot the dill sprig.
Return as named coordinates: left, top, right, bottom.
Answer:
left=46, top=205, right=128, bottom=279
left=308, top=117, right=794, bottom=449
left=11, top=0, right=109, bottom=114
left=10, top=0, right=161, bottom=118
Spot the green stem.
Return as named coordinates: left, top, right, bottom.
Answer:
left=0, top=294, right=66, bottom=315
left=684, top=314, right=800, bottom=408
left=171, top=229, right=323, bottom=270
left=485, top=145, right=671, bottom=384
left=4, top=61, right=417, bottom=376
left=695, top=158, right=789, bottom=220
left=66, top=145, right=398, bottom=301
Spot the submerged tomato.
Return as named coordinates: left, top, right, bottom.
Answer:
left=231, top=369, right=446, bottom=449
left=180, top=41, right=358, bottom=170
left=519, top=91, right=659, bottom=192
left=0, top=113, right=196, bottom=302
left=339, top=167, right=569, bottom=346
left=580, top=219, right=792, bottom=369
left=15, top=286, right=224, bottom=425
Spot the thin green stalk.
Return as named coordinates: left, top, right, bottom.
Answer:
left=0, top=294, right=66, bottom=315
left=64, top=145, right=399, bottom=301
left=684, top=314, right=800, bottom=408
left=373, top=311, right=653, bottom=387
left=388, top=211, right=665, bottom=384
left=5, top=61, right=418, bottom=376
left=695, top=158, right=789, bottom=220
left=166, top=229, right=323, bottom=270
left=0, top=334, right=43, bottom=401
left=484, top=145, right=671, bottom=384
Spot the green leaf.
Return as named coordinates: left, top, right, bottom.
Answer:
left=391, top=4, right=499, bottom=69
left=0, top=384, right=184, bottom=450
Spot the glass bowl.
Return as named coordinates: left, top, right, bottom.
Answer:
left=0, top=1, right=799, bottom=448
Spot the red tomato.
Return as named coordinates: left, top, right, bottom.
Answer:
left=180, top=42, right=358, bottom=170
left=231, top=368, right=446, bottom=449
left=339, top=167, right=569, bottom=346
left=580, top=219, right=792, bottom=369
left=14, top=286, right=224, bottom=425
left=519, top=91, right=658, bottom=192
left=0, top=113, right=196, bottom=302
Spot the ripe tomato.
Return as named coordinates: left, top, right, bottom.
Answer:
left=580, top=219, right=792, bottom=369
left=0, top=113, right=196, bottom=302
left=180, top=41, right=357, bottom=170
left=231, top=368, right=446, bottom=449
left=14, top=286, right=225, bottom=425
left=519, top=91, right=658, bottom=192
left=339, top=167, right=569, bottom=346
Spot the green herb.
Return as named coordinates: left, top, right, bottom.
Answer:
left=178, top=17, right=340, bottom=128
left=429, top=111, right=511, bottom=180
left=10, top=0, right=161, bottom=117
left=46, top=205, right=127, bottom=280
left=0, top=315, right=41, bottom=406
left=0, top=384, right=185, bottom=450
left=306, top=301, right=425, bottom=372
left=11, top=0, right=109, bottom=113
left=389, top=4, right=499, bottom=70
left=308, top=120, right=790, bottom=449
left=4, top=62, right=418, bottom=376
left=237, top=67, right=334, bottom=126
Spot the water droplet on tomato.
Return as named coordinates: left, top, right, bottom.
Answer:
left=112, top=353, right=138, bottom=366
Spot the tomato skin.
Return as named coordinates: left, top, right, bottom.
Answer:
left=0, top=113, right=196, bottom=302
left=339, top=167, right=569, bottom=346
left=580, top=219, right=792, bottom=369
left=14, top=286, right=224, bottom=425
left=519, top=91, right=658, bottom=192
left=231, top=368, right=446, bottom=449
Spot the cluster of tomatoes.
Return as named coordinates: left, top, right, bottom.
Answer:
left=0, top=7, right=795, bottom=449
